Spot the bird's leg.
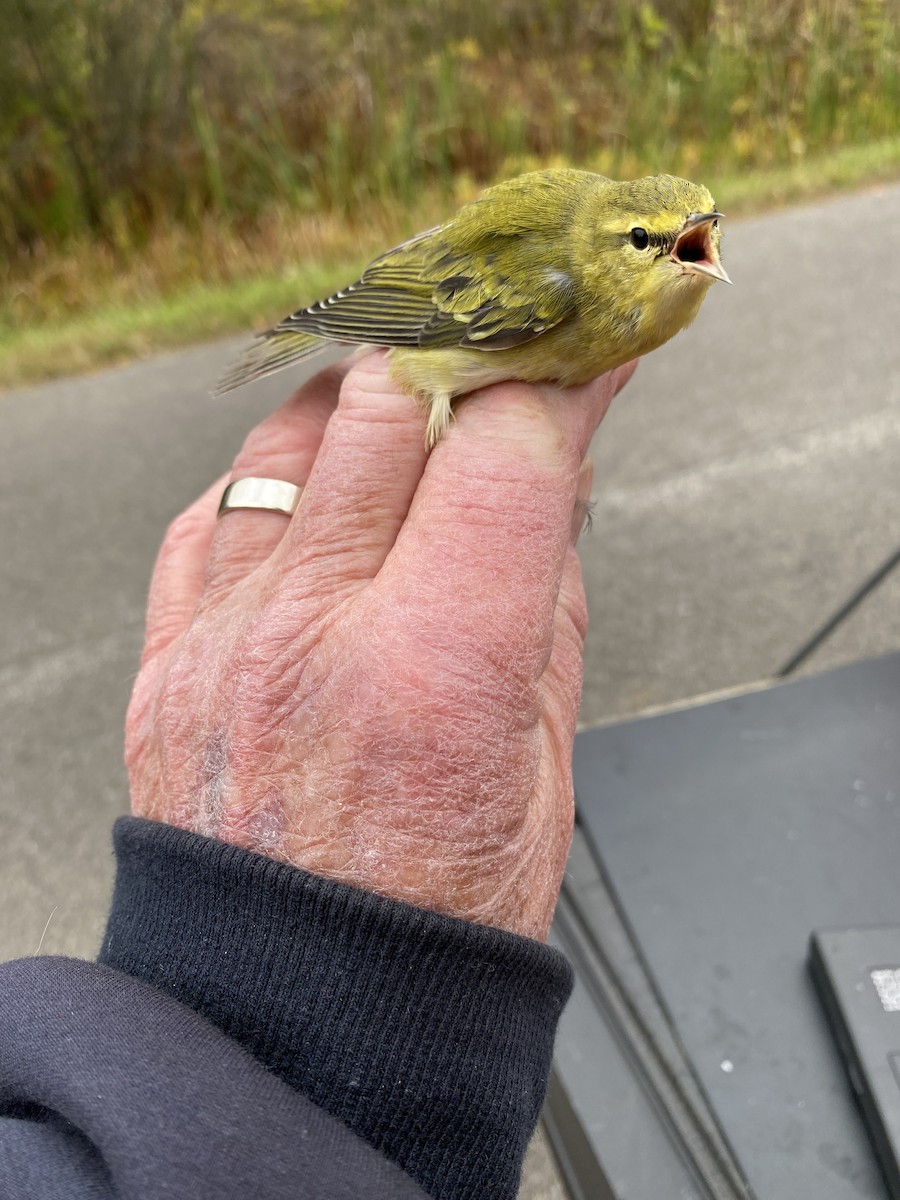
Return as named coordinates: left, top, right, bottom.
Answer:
left=424, top=391, right=453, bottom=448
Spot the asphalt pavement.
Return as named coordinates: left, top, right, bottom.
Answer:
left=2, top=181, right=900, bottom=1194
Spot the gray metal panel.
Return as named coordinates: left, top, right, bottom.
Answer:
left=549, top=828, right=745, bottom=1199
left=562, top=653, right=900, bottom=1199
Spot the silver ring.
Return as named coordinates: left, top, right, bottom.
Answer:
left=218, top=477, right=303, bottom=518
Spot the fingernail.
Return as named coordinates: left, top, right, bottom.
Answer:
left=570, top=457, right=595, bottom=543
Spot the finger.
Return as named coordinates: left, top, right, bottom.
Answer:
left=543, top=543, right=590, bottom=752
left=545, top=454, right=598, bottom=742
left=379, top=363, right=635, bottom=679
left=142, top=474, right=228, bottom=665
left=271, top=351, right=429, bottom=592
left=538, top=460, right=597, bottom=777
left=203, top=365, right=344, bottom=605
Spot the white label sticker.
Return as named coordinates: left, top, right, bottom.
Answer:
left=870, top=968, right=900, bottom=1012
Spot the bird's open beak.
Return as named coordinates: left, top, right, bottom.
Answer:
left=671, top=212, right=732, bottom=285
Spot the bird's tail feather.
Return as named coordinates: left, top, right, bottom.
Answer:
left=214, top=329, right=337, bottom=395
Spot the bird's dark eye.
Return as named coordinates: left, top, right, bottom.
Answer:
left=630, top=227, right=650, bottom=250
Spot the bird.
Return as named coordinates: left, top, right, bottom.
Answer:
left=217, top=169, right=731, bottom=446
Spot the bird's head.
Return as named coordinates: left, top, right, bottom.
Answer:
left=580, top=174, right=730, bottom=336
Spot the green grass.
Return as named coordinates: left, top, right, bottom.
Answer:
left=708, top=135, right=900, bottom=211
left=3, top=136, right=900, bottom=391
left=0, top=262, right=366, bottom=389
left=7, top=0, right=900, bottom=255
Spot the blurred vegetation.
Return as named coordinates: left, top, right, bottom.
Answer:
left=2, top=0, right=900, bottom=383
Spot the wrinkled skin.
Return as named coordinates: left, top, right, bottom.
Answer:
left=126, top=353, right=635, bottom=940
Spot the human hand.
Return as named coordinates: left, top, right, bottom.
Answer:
left=125, top=354, right=635, bottom=939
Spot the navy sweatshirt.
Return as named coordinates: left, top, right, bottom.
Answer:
left=0, top=818, right=573, bottom=1199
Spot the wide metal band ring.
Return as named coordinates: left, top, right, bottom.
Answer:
left=217, top=477, right=303, bottom=518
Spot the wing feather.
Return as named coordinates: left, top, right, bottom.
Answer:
left=215, top=330, right=332, bottom=395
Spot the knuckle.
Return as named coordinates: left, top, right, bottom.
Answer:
left=232, top=425, right=297, bottom=478
left=231, top=384, right=336, bottom=479
left=339, top=365, right=418, bottom=430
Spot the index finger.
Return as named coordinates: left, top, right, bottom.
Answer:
left=378, top=363, right=635, bottom=678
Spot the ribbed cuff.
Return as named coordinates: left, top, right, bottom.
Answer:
left=99, top=818, right=573, bottom=1200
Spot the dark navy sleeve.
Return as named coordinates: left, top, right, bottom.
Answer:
left=0, top=817, right=573, bottom=1200
left=0, top=956, right=429, bottom=1200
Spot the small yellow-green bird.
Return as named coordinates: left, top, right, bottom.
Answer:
left=218, top=169, right=730, bottom=445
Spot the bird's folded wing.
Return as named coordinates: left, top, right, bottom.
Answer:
left=270, top=219, right=577, bottom=353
